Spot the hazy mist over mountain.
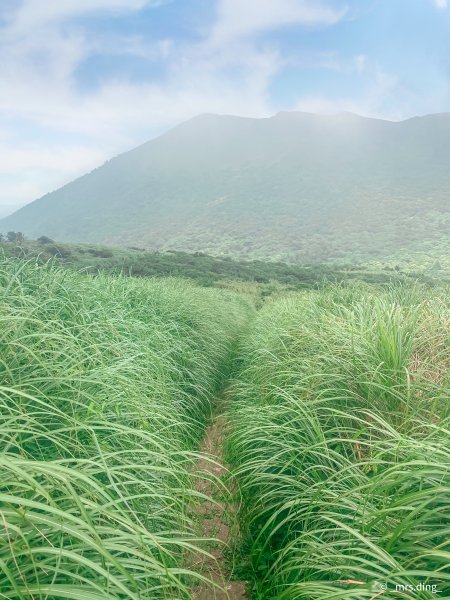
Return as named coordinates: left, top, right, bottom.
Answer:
left=0, top=204, right=24, bottom=219
left=2, top=111, right=449, bottom=264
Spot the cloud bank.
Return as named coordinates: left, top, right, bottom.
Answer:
left=0, top=0, right=448, bottom=212
left=0, top=0, right=349, bottom=210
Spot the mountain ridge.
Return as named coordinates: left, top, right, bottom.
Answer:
left=2, top=111, right=449, bottom=264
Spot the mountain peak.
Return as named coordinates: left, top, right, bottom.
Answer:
left=1, top=111, right=449, bottom=265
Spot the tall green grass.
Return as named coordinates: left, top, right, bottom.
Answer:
left=228, top=283, right=449, bottom=599
left=0, top=256, right=252, bottom=598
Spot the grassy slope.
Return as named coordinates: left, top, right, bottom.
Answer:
left=1, top=240, right=447, bottom=297
left=228, top=284, right=450, bottom=598
left=0, top=257, right=253, bottom=598
left=1, top=112, right=449, bottom=265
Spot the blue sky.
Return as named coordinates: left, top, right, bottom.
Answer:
left=0, top=0, right=449, bottom=213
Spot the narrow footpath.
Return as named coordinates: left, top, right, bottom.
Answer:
left=191, top=393, right=247, bottom=599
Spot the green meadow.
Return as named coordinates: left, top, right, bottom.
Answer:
left=0, top=256, right=448, bottom=598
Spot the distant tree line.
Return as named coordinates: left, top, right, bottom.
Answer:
left=1, top=235, right=445, bottom=289
left=0, top=231, right=56, bottom=244
left=0, top=231, right=26, bottom=242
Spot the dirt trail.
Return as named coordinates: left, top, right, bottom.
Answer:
left=191, top=395, right=247, bottom=599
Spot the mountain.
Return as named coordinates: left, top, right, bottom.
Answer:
left=0, top=203, right=24, bottom=220
left=1, top=111, right=449, bottom=264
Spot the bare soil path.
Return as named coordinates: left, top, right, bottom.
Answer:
left=190, top=394, right=247, bottom=599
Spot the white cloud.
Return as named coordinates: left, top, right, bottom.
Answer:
left=294, top=95, right=364, bottom=115
left=354, top=54, right=368, bottom=73
left=3, top=0, right=163, bottom=35
left=434, top=0, right=448, bottom=9
left=0, top=0, right=352, bottom=212
left=286, top=51, right=368, bottom=74
left=0, top=138, right=109, bottom=208
left=292, top=67, right=411, bottom=121
left=210, top=0, right=347, bottom=46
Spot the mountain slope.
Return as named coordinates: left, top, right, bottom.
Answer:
left=2, top=111, right=449, bottom=263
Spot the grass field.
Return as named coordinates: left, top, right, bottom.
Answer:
left=227, top=284, right=449, bottom=598
left=1, top=256, right=449, bottom=599
left=0, top=256, right=252, bottom=598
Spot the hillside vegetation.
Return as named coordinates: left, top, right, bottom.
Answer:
left=1, top=239, right=447, bottom=295
left=1, top=112, right=449, bottom=265
left=228, top=284, right=450, bottom=598
left=0, top=257, right=252, bottom=598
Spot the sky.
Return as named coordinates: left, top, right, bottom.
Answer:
left=0, top=0, right=449, bottom=215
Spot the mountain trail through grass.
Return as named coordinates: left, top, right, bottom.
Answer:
left=191, top=390, right=248, bottom=600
